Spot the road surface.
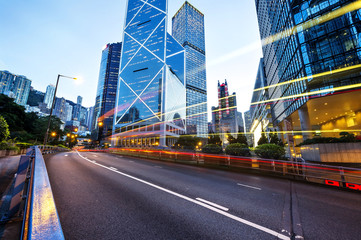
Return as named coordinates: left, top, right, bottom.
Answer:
left=45, top=151, right=361, bottom=240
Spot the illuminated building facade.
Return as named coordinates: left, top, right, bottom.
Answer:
left=211, top=80, right=238, bottom=145
left=113, top=0, right=186, bottom=147
left=172, top=1, right=208, bottom=137
left=255, top=0, right=361, bottom=148
left=93, top=42, right=122, bottom=140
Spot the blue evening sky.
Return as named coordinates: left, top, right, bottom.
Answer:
left=0, top=0, right=262, bottom=119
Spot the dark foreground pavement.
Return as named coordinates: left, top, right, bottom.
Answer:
left=45, top=151, right=361, bottom=240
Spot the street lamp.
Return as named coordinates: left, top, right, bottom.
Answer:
left=43, top=74, right=77, bottom=146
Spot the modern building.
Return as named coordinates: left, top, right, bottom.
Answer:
left=43, top=84, right=55, bottom=109
left=72, top=96, right=83, bottom=121
left=243, top=110, right=254, bottom=146
left=86, top=106, right=95, bottom=131
left=237, top=111, right=245, bottom=133
left=93, top=42, right=122, bottom=139
left=0, top=71, right=31, bottom=106
left=54, top=97, right=67, bottom=122
left=249, top=58, right=273, bottom=146
left=65, top=102, right=73, bottom=122
left=172, top=1, right=208, bottom=137
left=254, top=0, right=361, bottom=150
left=112, top=0, right=187, bottom=147
left=211, top=80, right=238, bottom=145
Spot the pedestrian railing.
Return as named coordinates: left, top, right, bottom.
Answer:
left=107, top=148, right=361, bottom=192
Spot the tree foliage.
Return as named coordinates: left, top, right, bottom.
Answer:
left=0, top=116, right=10, bottom=141
left=0, top=94, right=64, bottom=143
left=175, top=135, right=201, bottom=150
left=225, top=143, right=250, bottom=156
left=208, top=131, right=222, bottom=146
left=257, top=133, right=268, bottom=146
left=269, top=132, right=284, bottom=146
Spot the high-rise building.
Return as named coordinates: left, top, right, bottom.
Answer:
left=54, top=97, right=67, bottom=122
left=113, top=0, right=187, bottom=147
left=249, top=58, right=273, bottom=146
left=0, top=71, right=31, bottom=106
left=0, top=71, right=15, bottom=95
left=72, top=95, right=83, bottom=121
left=237, top=111, right=245, bottom=133
left=211, top=80, right=238, bottom=144
left=86, top=106, right=95, bottom=131
left=65, top=102, right=73, bottom=122
left=254, top=0, right=361, bottom=147
left=93, top=42, right=122, bottom=139
left=172, top=1, right=208, bottom=137
left=243, top=110, right=254, bottom=146
left=43, top=84, right=55, bottom=109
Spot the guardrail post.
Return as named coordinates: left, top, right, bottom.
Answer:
left=340, top=168, right=346, bottom=187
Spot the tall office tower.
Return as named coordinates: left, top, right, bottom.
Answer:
left=0, top=71, right=15, bottom=94
left=237, top=112, right=245, bottom=133
left=72, top=95, right=83, bottom=121
left=65, top=102, right=73, bottom=122
left=249, top=58, right=273, bottom=145
left=243, top=110, right=254, bottom=146
left=86, top=106, right=95, bottom=131
left=113, top=0, right=187, bottom=147
left=211, top=80, right=238, bottom=144
left=172, top=1, right=207, bottom=137
left=93, top=42, right=122, bottom=139
left=255, top=0, right=361, bottom=144
left=0, top=71, right=31, bottom=106
left=43, top=84, right=55, bottom=109
left=54, top=97, right=67, bottom=122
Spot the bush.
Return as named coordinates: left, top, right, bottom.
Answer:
left=16, top=142, right=33, bottom=149
left=0, top=141, right=20, bottom=151
left=255, top=143, right=285, bottom=160
left=57, top=144, right=69, bottom=149
left=225, top=143, right=250, bottom=156
left=202, top=144, right=223, bottom=154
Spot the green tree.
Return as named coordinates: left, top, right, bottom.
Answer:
left=0, top=94, right=26, bottom=132
left=175, top=135, right=200, bottom=150
left=236, top=132, right=248, bottom=146
left=0, top=116, right=10, bottom=141
left=257, top=133, right=268, bottom=146
left=269, top=132, right=284, bottom=146
left=226, top=131, right=237, bottom=144
left=208, top=131, right=222, bottom=146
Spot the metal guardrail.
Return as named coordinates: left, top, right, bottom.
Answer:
left=104, top=148, right=361, bottom=192
left=15, top=146, right=66, bottom=240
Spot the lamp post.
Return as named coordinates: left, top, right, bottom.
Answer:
left=43, top=74, right=77, bottom=146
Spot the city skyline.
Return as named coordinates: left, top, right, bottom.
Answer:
left=0, top=0, right=262, bottom=119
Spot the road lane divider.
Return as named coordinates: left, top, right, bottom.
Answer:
left=237, top=183, right=262, bottom=191
left=195, top=198, right=229, bottom=212
left=76, top=151, right=290, bottom=240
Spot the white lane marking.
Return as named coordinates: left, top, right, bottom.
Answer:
left=109, top=167, right=117, bottom=171
left=154, top=166, right=162, bottom=169
left=93, top=155, right=98, bottom=157
left=195, top=198, right=229, bottom=212
left=76, top=151, right=289, bottom=240
left=65, top=155, right=68, bottom=157
left=237, top=183, right=262, bottom=191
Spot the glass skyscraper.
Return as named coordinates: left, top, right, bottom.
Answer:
left=172, top=1, right=208, bottom=137
left=254, top=0, right=361, bottom=144
left=93, top=42, right=122, bottom=139
left=112, top=0, right=186, bottom=147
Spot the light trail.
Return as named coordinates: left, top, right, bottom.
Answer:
left=251, top=83, right=361, bottom=105
left=253, top=64, right=361, bottom=92
left=262, top=1, right=361, bottom=46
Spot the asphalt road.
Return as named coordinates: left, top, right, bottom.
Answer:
left=45, top=151, right=361, bottom=240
